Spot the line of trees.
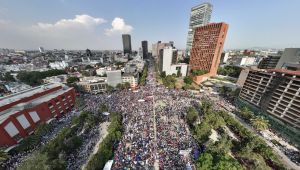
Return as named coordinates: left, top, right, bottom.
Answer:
left=186, top=100, right=284, bottom=169
left=217, top=65, right=242, bottom=78
left=191, top=69, right=208, bottom=76
left=139, top=64, right=148, bottom=86
left=84, top=112, right=123, bottom=170
left=18, top=111, right=101, bottom=170
left=17, top=69, right=66, bottom=86
left=0, top=72, right=15, bottom=82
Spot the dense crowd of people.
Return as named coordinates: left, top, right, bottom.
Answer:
left=1, top=111, right=78, bottom=169
left=2, top=58, right=298, bottom=170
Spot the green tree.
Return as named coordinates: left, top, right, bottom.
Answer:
left=184, top=76, right=193, bottom=85
left=17, top=69, right=66, bottom=86
left=67, top=76, right=79, bottom=84
left=123, top=82, right=131, bottom=89
left=0, top=150, right=9, bottom=163
left=0, top=72, right=15, bottom=82
left=107, top=85, right=114, bottom=93
left=191, top=69, right=208, bottom=76
left=213, top=155, right=244, bottom=170
left=17, top=153, right=50, bottom=170
left=194, top=121, right=212, bottom=143
left=160, top=71, right=166, bottom=78
left=250, top=116, right=269, bottom=131
left=85, top=65, right=94, bottom=69
left=196, top=153, right=213, bottom=170
left=201, top=100, right=213, bottom=114
left=208, top=135, right=232, bottom=155
left=186, top=107, right=198, bottom=125
left=240, top=107, right=254, bottom=120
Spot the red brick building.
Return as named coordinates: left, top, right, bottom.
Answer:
left=190, top=22, right=229, bottom=84
left=0, top=83, right=76, bottom=147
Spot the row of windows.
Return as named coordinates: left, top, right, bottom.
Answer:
left=4, top=111, right=40, bottom=138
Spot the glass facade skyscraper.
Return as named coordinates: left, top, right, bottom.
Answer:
left=186, top=3, right=212, bottom=56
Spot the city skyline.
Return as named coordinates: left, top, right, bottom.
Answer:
left=0, top=0, right=299, bottom=50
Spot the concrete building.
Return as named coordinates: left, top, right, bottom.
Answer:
left=49, top=61, right=69, bottom=70
left=276, top=48, right=300, bottom=69
left=258, top=54, right=281, bottom=69
left=236, top=68, right=250, bottom=87
left=39, top=47, right=45, bottom=53
left=122, top=34, right=132, bottom=54
left=190, top=22, right=229, bottom=84
left=152, top=41, right=173, bottom=58
left=159, top=46, right=188, bottom=77
left=239, top=69, right=300, bottom=128
left=0, top=83, right=76, bottom=147
left=43, top=75, right=68, bottom=84
left=114, top=54, right=128, bottom=63
left=122, top=72, right=139, bottom=88
left=107, top=70, right=122, bottom=87
left=77, top=77, right=107, bottom=94
left=233, top=56, right=257, bottom=66
left=220, top=52, right=229, bottom=64
left=142, top=41, right=148, bottom=59
left=186, top=3, right=212, bottom=56
left=126, top=58, right=145, bottom=73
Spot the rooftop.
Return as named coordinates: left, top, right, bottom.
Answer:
left=0, top=83, right=60, bottom=108
left=267, top=69, right=300, bottom=76
left=0, top=85, right=73, bottom=124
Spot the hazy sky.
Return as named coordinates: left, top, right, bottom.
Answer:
left=0, top=0, right=299, bottom=50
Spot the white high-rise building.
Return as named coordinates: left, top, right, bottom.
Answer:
left=39, top=47, right=45, bottom=53
left=186, top=3, right=212, bottom=56
left=159, top=46, right=188, bottom=77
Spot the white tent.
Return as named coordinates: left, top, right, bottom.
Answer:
left=102, top=112, right=110, bottom=116
left=103, top=160, right=114, bottom=170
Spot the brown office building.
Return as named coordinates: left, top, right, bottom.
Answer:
left=190, top=22, right=229, bottom=84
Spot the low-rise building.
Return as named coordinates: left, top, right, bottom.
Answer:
left=233, top=56, right=257, bottom=66
left=122, top=72, right=139, bottom=88
left=0, top=83, right=76, bottom=147
left=43, top=75, right=68, bottom=84
left=107, top=70, right=122, bottom=87
left=49, top=61, right=69, bottom=70
left=77, top=77, right=107, bottom=94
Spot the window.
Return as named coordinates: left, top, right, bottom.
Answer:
left=4, top=122, right=19, bottom=137
left=29, top=111, right=40, bottom=123
left=16, top=114, right=31, bottom=129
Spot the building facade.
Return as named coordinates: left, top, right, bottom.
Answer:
left=122, top=34, right=132, bottom=54
left=107, top=70, right=122, bottom=87
left=0, top=83, right=76, bottom=147
left=186, top=3, right=212, bottom=56
left=258, top=54, right=281, bottom=69
left=159, top=46, right=188, bottom=77
left=122, top=73, right=139, bottom=88
left=141, top=41, right=148, bottom=59
left=276, top=48, right=300, bottom=69
left=190, top=22, right=229, bottom=84
left=239, top=69, right=300, bottom=129
left=77, top=77, right=107, bottom=94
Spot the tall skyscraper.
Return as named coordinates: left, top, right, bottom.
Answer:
left=186, top=3, right=212, bottom=56
left=122, top=34, right=132, bottom=54
left=190, top=22, right=229, bottom=84
left=141, top=41, right=148, bottom=59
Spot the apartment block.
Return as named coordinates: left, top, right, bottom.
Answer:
left=239, top=69, right=300, bottom=128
